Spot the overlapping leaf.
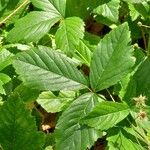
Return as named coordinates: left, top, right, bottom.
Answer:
left=55, top=17, right=85, bottom=56
left=37, top=91, right=75, bottom=113
left=0, top=98, right=45, bottom=150
left=12, top=84, right=39, bottom=102
left=0, top=73, right=11, bottom=94
left=123, top=0, right=150, bottom=3
left=90, top=23, right=135, bottom=92
left=0, top=0, right=21, bottom=19
left=7, top=11, right=61, bottom=42
left=107, top=127, right=145, bottom=150
left=74, top=40, right=92, bottom=66
left=132, top=58, right=150, bottom=103
left=81, top=102, right=130, bottom=130
left=0, top=49, right=13, bottom=71
left=55, top=93, right=102, bottom=150
left=30, top=0, right=66, bottom=17
left=93, top=0, right=120, bottom=22
left=13, top=46, right=88, bottom=91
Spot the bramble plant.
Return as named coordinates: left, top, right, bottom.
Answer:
left=0, top=0, right=150, bottom=150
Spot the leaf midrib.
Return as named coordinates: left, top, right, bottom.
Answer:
left=15, top=58, right=87, bottom=87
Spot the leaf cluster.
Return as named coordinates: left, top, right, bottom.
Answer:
left=0, top=0, right=150, bottom=150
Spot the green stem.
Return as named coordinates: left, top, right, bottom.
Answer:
left=106, top=89, right=115, bottom=102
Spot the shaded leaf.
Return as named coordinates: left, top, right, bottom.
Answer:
left=0, top=98, right=45, bottom=150
left=107, top=127, right=145, bottom=150
left=132, top=58, right=150, bottom=104
left=65, top=0, right=89, bottom=18
left=12, top=84, right=40, bottom=102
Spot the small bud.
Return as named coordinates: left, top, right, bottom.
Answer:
left=133, top=43, right=139, bottom=48
left=133, top=94, right=146, bottom=107
left=137, top=22, right=142, bottom=26
left=138, top=110, right=148, bottom=121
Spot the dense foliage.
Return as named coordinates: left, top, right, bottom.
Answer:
left=0, top=0, right=150, bottom=149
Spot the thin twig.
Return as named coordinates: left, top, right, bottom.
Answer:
left=140, top=27, right=147, bottom=51
left=140, top=24, right=150, bottom=29
left=106, top=89, right=115, bottom=102
left=0, top=0, right=29, bottom=25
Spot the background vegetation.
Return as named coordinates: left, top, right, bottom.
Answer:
left=0, top=0, right=150, bottom=149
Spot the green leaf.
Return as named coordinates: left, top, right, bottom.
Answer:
left=132, top=58, right=150, bottom=103
left=0, top=0, right=21, bottom=19
left=65, top=0, right=89, bottom=18
left=55, top=17, right=85, bottom=56
left=81, top=102, right=130, bottom=130
left=45, top=146, right=53, bottom=150
left=36, top=91, right=75, bottom=113
left=128, top=2, right=140, bottom=21
left=133, top=2, right=150, bottom=19
left=30, top=0, right=66, bottom=17
left=87, top=0, right=112, bottom=10
left=0, top=73, right=11, bottom=94
left=13, top=46, right=88, bottom=91
left=55, top=93, right=102, bottom=150
left=7, top=11, right=61, bottom=42
left=12, top=84, right=40, bottom=102
left=0, top=98, right=45, bottom=150
left=123, top=0, right=150, bottom=3
left=93, top=0, right=120, bottom=23
left=107, top=127, right=144, bottom=150
left=74, top=40, right=92, bottom=66
left=90, top=23, right=135, bottom=92
left=0, top=49, right=13, bottom=71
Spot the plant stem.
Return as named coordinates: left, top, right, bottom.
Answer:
left=0, top=0, right=29, bottom=25
left=106, top=89, right=115, bottom=102
left=140, top=27, right=147, bottom=51
left=140, top=24, right=150, bottom=29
